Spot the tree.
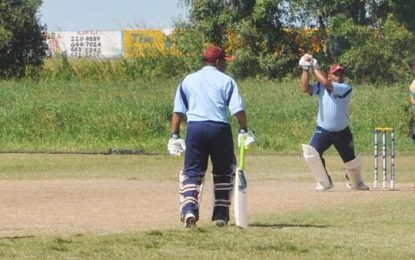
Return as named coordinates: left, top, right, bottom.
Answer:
left=285, top=0, right=385, bottom=29
left=175, top=0, right=415, bottom=82
left=0, top=0, right=47, bottom=79
left=283, top=1, right=415, bottom=76
left=175, top=0, right=291, bottom=79
left=331, top=14, right=415, bottom=83
left=387, top=0, right=415, bottom=33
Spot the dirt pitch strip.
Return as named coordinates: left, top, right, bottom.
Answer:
left=0, top=179, right=413, bottom=237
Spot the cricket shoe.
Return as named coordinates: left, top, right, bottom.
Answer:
left=346, top=181, right=369, bottom=191
left=183, top=212, right=197, bottom=228
left=215, top=219, right=228, bottom=227
left=315, top=182, right=333, bottom=191
left=315, top=176, right=334, bottom=191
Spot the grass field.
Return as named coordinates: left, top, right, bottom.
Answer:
left=0, top=78, right=413, bottom=154
left=0, top=153, right=413, bottom=259
left=0, top=71, right=413, bottom=258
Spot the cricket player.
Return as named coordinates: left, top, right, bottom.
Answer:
left=299, top=54, right=369, bottom=191
left=409, top=58, right=415, bottom=142
left=168, top=46, right=255, bottom=228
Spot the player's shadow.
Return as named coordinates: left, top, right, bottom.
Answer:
left=249, top=223, right=329, bottom=229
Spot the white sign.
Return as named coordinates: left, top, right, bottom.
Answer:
left=46, top=31, right=122, bottom=58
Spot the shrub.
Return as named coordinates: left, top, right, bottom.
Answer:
left=330, top=14, right=415, bottom=84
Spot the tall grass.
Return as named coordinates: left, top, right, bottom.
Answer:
left=237, top=79, right=412, bottom=154
left=0, top=72, right=412, bottom=154
left=0, top=79, right=174, bottom=152
left=40, top=54, right=189, bottom=82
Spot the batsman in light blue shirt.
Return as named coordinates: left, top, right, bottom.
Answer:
left=312, top=81, right=352, bottom=132
left=168, top=46, right=255, bottom=228
left=299, top=56, right=369, bottom=192
left=173, top=66, right=245, bottom=123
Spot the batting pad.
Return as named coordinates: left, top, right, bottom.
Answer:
left=301, top=144, right=332, bottom=188
left=345, top=156, right=363, bottom=188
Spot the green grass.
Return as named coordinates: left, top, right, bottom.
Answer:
left=0, top=197, right=413, bottom=259
left=0, top=79, right=174, bottom=152
left=0, top=77, right=412, bottom=154
left=0, top=153, right=412, bottom=182
left=240, top=79, right=412, bottom=154
left=0, top=153, right=184, bottom=180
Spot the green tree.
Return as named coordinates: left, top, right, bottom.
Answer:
left=175, top=0, right=291, bottom=79
left=284, top=0, right=367, bottom=29
left=384, top=0, right=415, bottom=33
left=173, top=0, right=234, bottom=73
left=331, top=14, right=415, bottom=83
left=0, top=0, right=47, bottom=79
left=282, top=0, right=415, bottom=82
left=175, top=0, right=415, bottom=82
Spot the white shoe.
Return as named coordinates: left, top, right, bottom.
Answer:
left=347, top=181, right=369, bottom=191
left=215, top=219, right=227, bottom=227
left=184, top=212, right=196, bottom=228
left=315, top=180, right=334, bottom=191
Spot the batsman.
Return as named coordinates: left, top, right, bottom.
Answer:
left=168, top=46, right=255, bottom=228
left=299, top=54, right=369, bottom=191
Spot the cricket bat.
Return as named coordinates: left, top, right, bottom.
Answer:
left=234, top=138, right=248, bottom=228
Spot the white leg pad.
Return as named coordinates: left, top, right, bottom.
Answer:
left=345, top=156, right=368, bottom=190
left=301, top=144, right=332, bottom=189
left=345, top=156, right=362, bottom=187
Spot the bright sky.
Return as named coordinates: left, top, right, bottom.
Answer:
left=39, top=0, right=188, bottom=31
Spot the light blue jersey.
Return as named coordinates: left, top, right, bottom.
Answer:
left=173, top=66, right=245, bottom=123
left=311, top=81, right=352, bottom=132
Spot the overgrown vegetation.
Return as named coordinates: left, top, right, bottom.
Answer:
left=0, top=78, right=411, bottom=154
left=40, top=54, right=189, bottom=81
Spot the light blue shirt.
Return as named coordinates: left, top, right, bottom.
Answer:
left=311, top=81, right=352, bottom=132
left=173, top=66, right=245, bottom=123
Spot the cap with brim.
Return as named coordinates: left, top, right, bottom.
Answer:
left=224, top=55, right=235, bottom=62
left=203, top=46, right=235, bottom=62
left=329, top=64, right=345, bottom=74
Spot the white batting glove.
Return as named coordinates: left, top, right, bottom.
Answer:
left=168, top=135, right=186, bottom=156
left=238, top=129, right=256, bottom=147
left=311, top=58, right=320, bottom=70
left=299, top=53, right=313, bottom=71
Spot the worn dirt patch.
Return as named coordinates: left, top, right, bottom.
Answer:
left=0, top=180, right=413, bottom=237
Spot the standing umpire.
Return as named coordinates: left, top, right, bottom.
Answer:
left=168, top=46, right=255, bottom=228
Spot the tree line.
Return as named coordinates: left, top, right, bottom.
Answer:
left=174, top=0, right=415, bottom=83
left=1, top=0, right=415, bottom=83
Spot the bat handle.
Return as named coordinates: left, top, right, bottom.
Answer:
left=239, top=136, right=245, bottom=170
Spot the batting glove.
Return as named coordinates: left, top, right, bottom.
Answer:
left=238, top=128, right=256, bottom=147
left=299, top=53, right=313, bottom=71
left=168, top=134, right=186, bottom=156
left=311, top=58, right=320, bottom=70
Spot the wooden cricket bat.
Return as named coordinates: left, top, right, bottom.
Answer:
left=234, top=139, right=248, bottom=228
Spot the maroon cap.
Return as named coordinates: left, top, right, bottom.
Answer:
left=329, top=64, right=345, bottom=74
left=203, top=46, right=235, bottom=62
